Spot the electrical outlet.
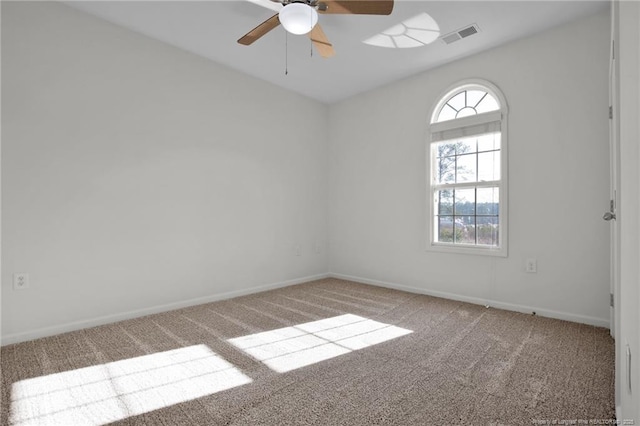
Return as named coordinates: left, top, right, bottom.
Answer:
left=314, top=242, right=322, bottom=254
left=525, top=259, right=537, bottom=273
left=294, top=245, right=301, bottom=256
left=13, top=273, right=30, bottom=290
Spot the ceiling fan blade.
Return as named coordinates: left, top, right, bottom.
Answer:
left=318, top=0, right=394, bottom=15
left=309, top=24, right=335, bottom=58
left=238, top=14, right=281, bottom=45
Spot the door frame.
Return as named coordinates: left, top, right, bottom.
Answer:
left=608, top=0, right=622, bottom=409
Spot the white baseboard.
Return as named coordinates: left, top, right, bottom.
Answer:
left=1, top=273, right=329, bottom=346
left=329, top=272, right=610, bottom=328
left=2, top=271, right=609, bottom=345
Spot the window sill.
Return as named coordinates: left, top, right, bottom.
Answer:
left=427, top=243, right=507, bottom=257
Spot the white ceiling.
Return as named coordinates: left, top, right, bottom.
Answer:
left=65, top=1, right=608, bottom=104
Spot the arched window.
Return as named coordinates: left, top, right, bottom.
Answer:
left=428, top=80, right=508, bottom=256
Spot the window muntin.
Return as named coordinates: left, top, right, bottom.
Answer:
left=428, top=81, right=507, bottom=256
left=434, top=187, right=500, bottom=246
left=435, top=89, right=500, bottom=123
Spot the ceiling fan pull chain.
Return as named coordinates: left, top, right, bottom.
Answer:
left=285, top=30, right=288, bottom=75
left=310, top=11, right=313, bottom=58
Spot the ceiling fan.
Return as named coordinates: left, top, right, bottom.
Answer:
left=238, top=0, right=395, bottom=58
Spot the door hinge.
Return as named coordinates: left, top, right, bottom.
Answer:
left=609, top=105, right=613, bottom=119
left=610, top=293, right=614, bottom=308
left=612, top=40, right=615, bottom=60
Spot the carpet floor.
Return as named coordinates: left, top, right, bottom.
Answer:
left=1, top=278, right=615, bottom=425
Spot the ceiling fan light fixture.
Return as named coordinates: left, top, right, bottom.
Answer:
left=279, top=3, right=318, bottom=35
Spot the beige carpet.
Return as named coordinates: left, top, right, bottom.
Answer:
left=1, top=278, right=615, bottom=425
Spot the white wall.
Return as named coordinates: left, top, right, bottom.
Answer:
left=2, top=3, right=614, bottom=345
left=1, top=2, right=328, bottom=343
left=328, top=11, right=611, bottom=325
left=617, top=0, right=640, bottom=419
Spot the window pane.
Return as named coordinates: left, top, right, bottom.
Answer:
left=436, top=142, right=458, bottom=158
left=456, top=154, right=477, bottom=183
left=448, top=91, right=465, bottom=111
left=455, top=216, right=475, bottom=244
left=477, top=216, right=499, bottom=246
left=476, top=93, right=500, bottom=114
left=478, top=151, right=500, bottom=181
left=454, top=189, right=475, bottom=215
left=457, top=138, right=476, bottom=155
left=467, top=90, right=486, bottom=108
left=437, top=104, right=457, bottom=122
left=436, top=190, right=453, bottom=215
left=436, top=157, right=455, bottom=183
left=477, top=133, right=501, bottom=152
left=477, top=187, right=499, bottom=215
left=456, top=107, right=476, bottom=118
left=437, top=216, right=454, bottom=242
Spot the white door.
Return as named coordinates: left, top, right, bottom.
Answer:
left=608, top=0, right=622, bottom=412
left=607, top=0, right=619, bottom=340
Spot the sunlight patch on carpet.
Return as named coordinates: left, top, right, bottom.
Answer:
left=228, top=314, right=413, bottom=373
left=10, top=344, right=251, bottom=426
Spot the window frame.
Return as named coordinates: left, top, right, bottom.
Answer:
left=426, top=79, right=509, bottom=257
